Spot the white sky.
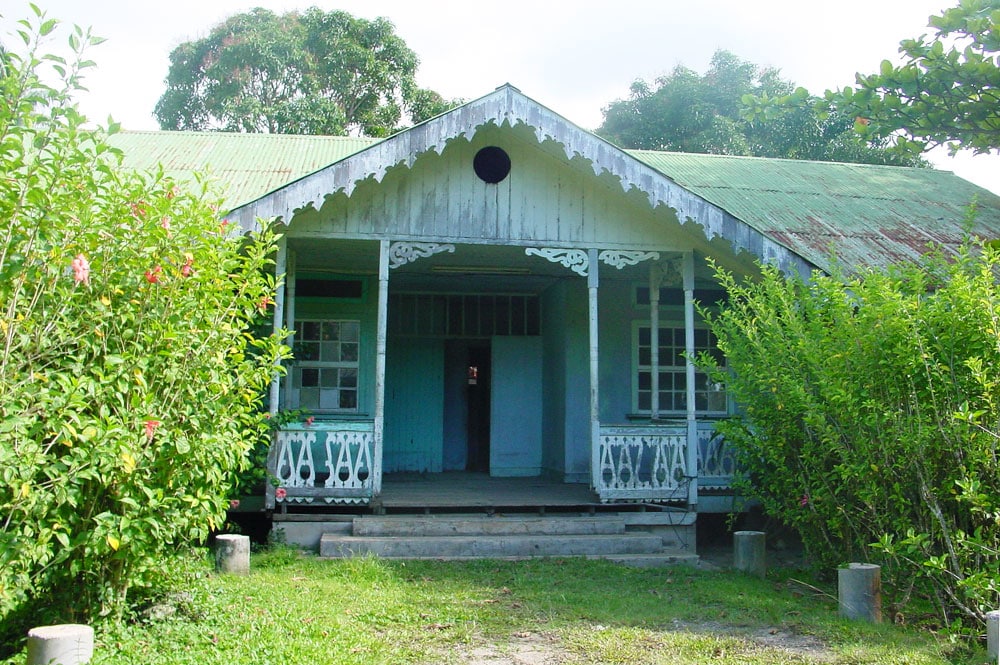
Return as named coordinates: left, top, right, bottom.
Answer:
left=5, top=0, right=999, bottom=193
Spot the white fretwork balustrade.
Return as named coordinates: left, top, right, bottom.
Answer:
left=597, top=426, right=688, bottom=502
left=697, top=426, right=735, bottom=489
left=272, top=423, right=374, bottom=505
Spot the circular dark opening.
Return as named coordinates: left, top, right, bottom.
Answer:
left=473, top=146, right=511, bottom=184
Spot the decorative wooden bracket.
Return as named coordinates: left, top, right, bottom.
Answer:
left=388, top=242, right=456, bottom=269
left=598, top=250, right=660, bottom=270
left=524, top=247, right=590, bottom=276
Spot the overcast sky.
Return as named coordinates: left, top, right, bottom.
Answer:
left=6, top=0, right=999, bottom=193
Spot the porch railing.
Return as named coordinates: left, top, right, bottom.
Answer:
left=597, top=423, right=735, bottom=502
left=267, top=420, right=374, bottom=507
left=597, top=425, right=688, bottom=502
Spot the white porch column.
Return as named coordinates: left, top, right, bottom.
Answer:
left=649, top=264, right=661, bottom=421
left=281, top=250, right=297, bottom=408
left=588, top=248, right=601, bottom=491
left=682, top=251, right=698, bottom=509
left=269, top=237, right=287, bottom=416
left=373, top=239, right=390, bottom=495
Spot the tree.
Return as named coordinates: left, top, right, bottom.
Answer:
left=154, top=7, right=456, bottom=136
left=698, top=223, right=1000, bottom=629
left=824, top=0, right=1000, bottom=156
left=1, top=8, right=288, bottom=640
left=598, top=50, right=922, bottom=166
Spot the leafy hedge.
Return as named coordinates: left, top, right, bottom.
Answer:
left=0, top=9, right=288, bottom=630
left=699, top=225, right=1000, bottom=629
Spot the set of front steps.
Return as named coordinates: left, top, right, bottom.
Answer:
left=306, top=512, right=698, bottom=567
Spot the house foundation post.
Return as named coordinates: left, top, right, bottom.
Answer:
left=373, top=239, right=390, bottom=495
left=987, top=610, right=1000, bottom=662
left=838, top=563, right=882, bottom=622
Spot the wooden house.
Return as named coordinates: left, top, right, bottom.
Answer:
left=112, top=85, right=1000, bottom=560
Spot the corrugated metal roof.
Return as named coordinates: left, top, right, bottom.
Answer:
left=109, top=131, right=381, bottom=210
left=628, top=150, right=1000, bottom=272
left=109, top=128, right=1000, bottom=274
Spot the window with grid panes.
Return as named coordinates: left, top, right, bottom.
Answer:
left=292, top=320, right=360, bottom=412
left=635, top=325, right=728, bottom=415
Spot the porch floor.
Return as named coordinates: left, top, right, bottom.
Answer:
left=375, top=472, right=599, bottom=513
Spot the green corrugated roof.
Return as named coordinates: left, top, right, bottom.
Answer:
left=109, top=129, right=1000, bottom=273
left=109, top=131, right=381, bottom=209
left=628, top=149, right=1000, bottom=272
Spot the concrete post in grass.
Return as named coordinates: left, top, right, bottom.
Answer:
left=987, top=610, right=1000, bottom=663
left=26, top=624, right=94, bottom=665
left=733, top=530, right=766, bottom=578
left=838, top=563, right=882, bottom=622
left=214, top=533, right=250, bottom=575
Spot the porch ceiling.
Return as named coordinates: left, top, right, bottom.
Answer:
left=288, top=239, right=722, bottom=292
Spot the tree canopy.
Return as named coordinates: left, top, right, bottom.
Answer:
left=598, top=50, right=922, bottom=166
left=154, top=7, right=455, bottom=136
left=825, top=0, right=1000, bottom=156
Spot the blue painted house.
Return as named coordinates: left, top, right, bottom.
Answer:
left=113, top=85, right=1000, bottom=529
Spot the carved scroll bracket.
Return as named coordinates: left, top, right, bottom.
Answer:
left=388, top=242, right=456, bottom=269
left=524, top=247, right=589, bottom=277
left=598, top=250, right=660, bottom=271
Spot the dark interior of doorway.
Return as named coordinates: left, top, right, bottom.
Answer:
left=466, top=343, right=491, bottom=472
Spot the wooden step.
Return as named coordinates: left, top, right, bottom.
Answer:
left=319, top=532, right=665, bottom=559
left=352, top=514, right=626, bottom=538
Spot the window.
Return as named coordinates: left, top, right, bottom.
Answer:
left=292, top=319, right=360, bottom=412
left=635, top=325, right=727, bottom=416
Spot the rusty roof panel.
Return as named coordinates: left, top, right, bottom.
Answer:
left=629, top=150, right=1000, bottom=272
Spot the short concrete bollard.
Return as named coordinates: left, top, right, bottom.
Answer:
left=838, top=563, right=882, bottom=622
left=733, top=530, right=766, bottom=578
left=987, top=610, right=1000, bottom=663
left=214, top=533, right=250, bottom=575
left=26, top=624, right=94, bottom=665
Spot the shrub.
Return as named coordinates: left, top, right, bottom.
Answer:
left=0, top=8, right=288, bottom=629
left=699, top=226, right=1000, bottom=629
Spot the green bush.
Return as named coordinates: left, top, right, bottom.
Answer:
left=699, top=225, right=1000, bottom=629
left=0, top=9, right=288, bottom=628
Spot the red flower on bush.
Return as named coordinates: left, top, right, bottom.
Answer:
left=181, top=255, right=194, bottom=278
left=143, top=419, right=161, bottom=441
left=304, top=416, right=315, bottom=427
left=275, top=487, right=287, bottom=501
left=145, top=266, right=163, bottom=284
left=799, top=494, right=810, bottom=507
left=71, top=254, right=90, bottom=286
left=229, top=499, right=240, bottom=510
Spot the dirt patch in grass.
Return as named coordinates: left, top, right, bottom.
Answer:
left=458, top=622, right=837, bottom=665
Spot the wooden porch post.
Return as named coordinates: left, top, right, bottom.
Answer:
left=373, top=239, right=390, bottom=495
left=649, top=264, right=661, bottom=421
left=683, top=251, right=698, bottom=509
left=265, top=238, right=287, bottom=511
left=588, top=248, right=601, bottom=491
left=269, top=238, right=287, bottom=416
left=281, top=249, right=297, bottom=407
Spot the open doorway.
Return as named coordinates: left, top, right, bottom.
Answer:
left=465, top=343, right=491, bottom=472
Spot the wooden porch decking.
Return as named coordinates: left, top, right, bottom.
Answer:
left=375, top=472, right=599, bottom=512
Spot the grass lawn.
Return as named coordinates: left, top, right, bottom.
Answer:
left=3, top=547, right=984, bottom=664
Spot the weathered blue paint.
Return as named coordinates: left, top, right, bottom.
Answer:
left=383, top=339, right=444, bottom=472
left=490, top=336, right=543, bottom=476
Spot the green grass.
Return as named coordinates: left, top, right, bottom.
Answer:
left=2, top=548, right=983, bottom=664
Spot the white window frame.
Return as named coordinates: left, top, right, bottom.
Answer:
left=631, top=321, right=728, bottom=417
left=290, top=319, right=361, bottom=413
